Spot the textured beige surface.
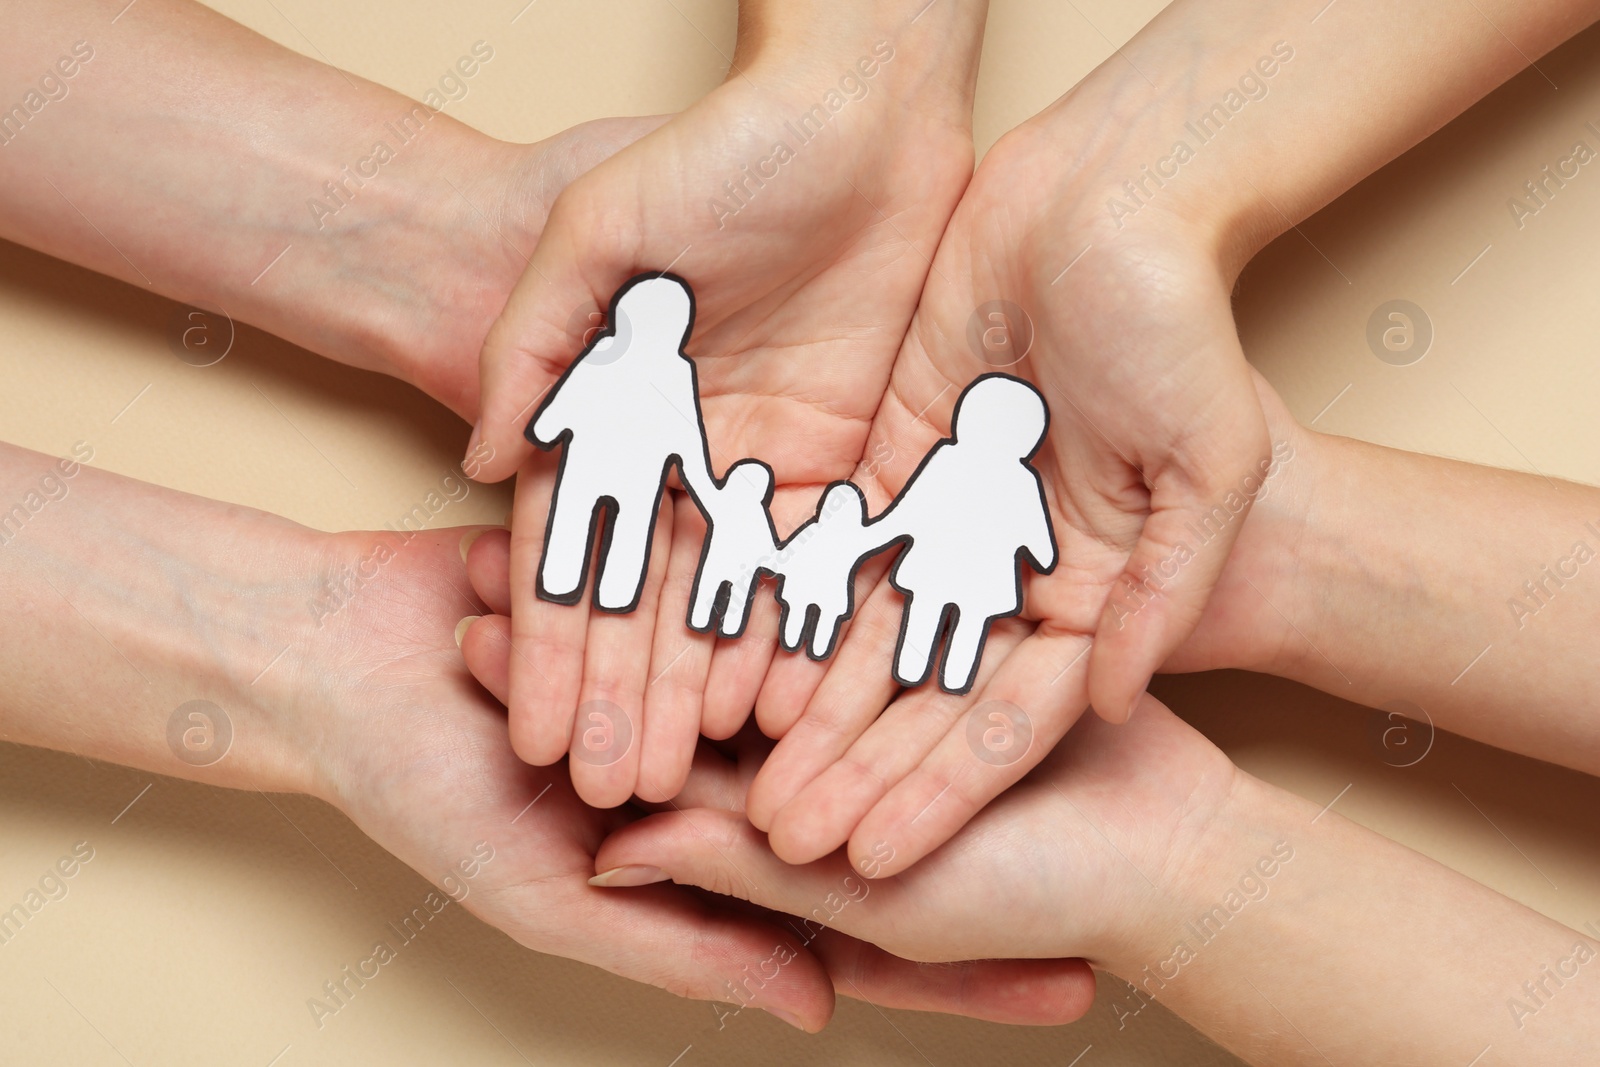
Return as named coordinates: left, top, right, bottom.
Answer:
left=2, top=2, right=1600, bottom=1064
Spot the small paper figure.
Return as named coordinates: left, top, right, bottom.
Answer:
left=689, top=459, right=779, bottom=638
left=526, top=274, right=716, bottom=612
left=526, top=274, right=1059, bottom=695
left=771, top=481, right=894, bottom=660
left=872, top=373, right=1058, bottom=694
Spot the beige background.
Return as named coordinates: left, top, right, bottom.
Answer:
left=3, top=1, right=1600, bottom=1064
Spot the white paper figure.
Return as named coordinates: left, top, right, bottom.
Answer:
left=526, top=274, right=716, bottom=612
left=689, top=459, right=779, bottom=638
left=528, top=273, right=1058, bottom=696
left=770, top=482, right=899, bottom=659
left=871, top=373, right=1058, bottom=694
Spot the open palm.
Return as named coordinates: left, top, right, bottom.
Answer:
left=468, top=68, right=977, bottom=809
left=745, top=120, right=1275, bottom=875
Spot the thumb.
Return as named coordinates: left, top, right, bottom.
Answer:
left=595, top=808, right=870, bottom=913
left=598, top=810, right=1101, bottom=1025
left=1089, top=383, right=1272, bottom=723
left=466, top=198, right=622, bottom=483
left=467, top=209, right=601, bottom=483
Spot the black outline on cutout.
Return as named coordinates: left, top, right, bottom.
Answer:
left=526, top=275, right=1059, bottom=695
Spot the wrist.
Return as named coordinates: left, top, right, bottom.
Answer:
left=1020, top=36, right=1302, bottom=274
left=732, top=1, right=988, bottom=138
left=0, top=454, right=327, bottom=798
left=286, top=124, right=535, bottom=422
left=1225, top=424, right=1379, bottom=684
left=1098, top=770, right=1302, bottom=981
left=182, top=526, right=334, bottom=798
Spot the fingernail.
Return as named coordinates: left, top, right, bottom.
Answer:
left=588, top=865, right=667, bottom=888
left=767, top=1007, right=808, bottom=1032
left=464, top=422, right=483, bottom=465
left=454, top=616, right=480, bottom=648
left=459, top=527, right=487, bottom=563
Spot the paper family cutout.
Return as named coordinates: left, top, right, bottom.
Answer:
left=526, top=273, right=1057, bottom=695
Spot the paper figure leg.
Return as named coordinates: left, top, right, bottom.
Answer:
left=540, top=493, right=597, bottom=600
left=780, top=598, right=809, bottom=652
left=810, top=610, right=846, bottom=660
left=597, top=501, right=655, bottom=611
left=718, top=574, right=759, bottom=638
left=940, top=613, right=987, bottom=693
left=688, top=568, right=721, bottom=631
left=894, top=597, right=944, bottom=686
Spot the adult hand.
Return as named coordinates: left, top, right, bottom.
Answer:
left=743, top=111, right=1274, bottom=873
left=299, top=521, right=1097, bottom=1029
left=714, top=0, right=1600, bottom=875
left=594, top=691, right=1244, bottom=971
left=466, top=2, right=989, bottom=809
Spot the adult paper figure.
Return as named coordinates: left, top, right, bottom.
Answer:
left=526, top=274, right=716, bottom=612
left=874, top=373, right=1058, bottom=694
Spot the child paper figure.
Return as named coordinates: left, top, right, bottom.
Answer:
left=688, top=459, right=779, bottom=638
left=772, top=481, right=896, bottom=660
left=526, top=274, right=717, bottom=612
left=874, top=373, right=1057, bottom=694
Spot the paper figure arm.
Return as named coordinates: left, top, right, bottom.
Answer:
left=1020, top=470, right=1057, bottom=571
left=528, top=383, right=577, bottom=446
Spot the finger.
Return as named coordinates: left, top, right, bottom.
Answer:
left=568, top=493, right=673, bottom=808
left=459, top=614, right=513, bottom=706
left=745, top=574, right=906, bottom=833
left=596, top=808, right=898, bottom=921
left=752, top=638, right=828, bottom=739
left=754, top=552, right=893, bottom=740
left=467, top=201, right=604, bottom=484
left=637, top=497, right=718, bottom=803
left=765, top=621, right=1028, bottom=865
left=701, top=584, right=780, bottom=740
left=508, top=456, right=589, bottom=766
left=812, top=933, right=1097, bottom=1026
left=597, top=810, right=1098, bottom=1026
left=549, top=877, right=837, bottom=1031
left=653, top=739, right=748, bottom=813
left=462, top=527, right=512, bottom=615
left=849, top=628, right=1094, bottom=878
left=1090, top=381, right=1271, bottom=723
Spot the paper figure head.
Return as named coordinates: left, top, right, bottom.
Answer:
left=952, top=374, right=1048, bottom=459
left=819, top=481, right=868, bottom=525
left=611, top=275, right=693, bottom=359
left=723, top=458, right=774, bottom=502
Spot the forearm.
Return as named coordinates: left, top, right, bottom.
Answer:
left=0, top=438, right=317, bottom=793
left=0, top=0, right=526, bottom=414
left=1027, top=0, right=1600, bottom=265
left=1118, top=773, right=1600, bottom=1065
left=1238, top=428, right=1600, bottom=773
